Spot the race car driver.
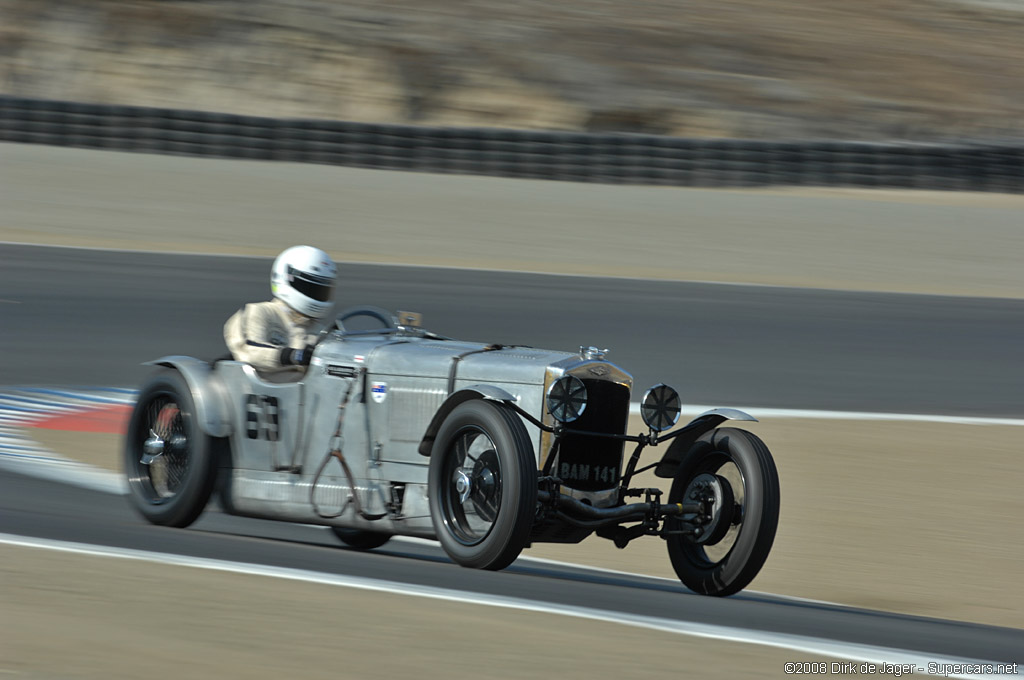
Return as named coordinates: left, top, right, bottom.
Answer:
left=224, top=245, right=337, bottom=376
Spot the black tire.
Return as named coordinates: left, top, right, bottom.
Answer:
left=666, top=427, right=780, bottom=597
left=428, top=400, right=537, bottom=570
left=124, top=369, right=219, bottom=528
left=330, top=527, right=392, bottom=550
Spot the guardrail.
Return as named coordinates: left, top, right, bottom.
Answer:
left=2, top=95, right=1021, bottom=191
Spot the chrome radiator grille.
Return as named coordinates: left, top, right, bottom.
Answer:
left=555, top=378, right=630, bottom=492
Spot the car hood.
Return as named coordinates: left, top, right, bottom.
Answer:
left=366, top=339, right=576, bottom=386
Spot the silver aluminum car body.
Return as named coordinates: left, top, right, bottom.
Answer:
left=134, top=308, right=781, bottom=596
left=150, top=329, right=636, bottom=540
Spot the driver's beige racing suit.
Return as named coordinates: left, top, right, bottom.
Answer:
left=223, top=298, right=319, bottom=376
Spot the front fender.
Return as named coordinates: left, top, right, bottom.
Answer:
left=653, top=408, right=758, bottom=478
left=417, top=384, right=518, bottom=456
left=144, top=356, right=233, bottom=437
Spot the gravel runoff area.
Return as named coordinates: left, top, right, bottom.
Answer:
left=0, top=544, right=847, bottom=680
left=28, top=414, right=1024, bottom=631
left=3, top=143, right=1024, bottom=298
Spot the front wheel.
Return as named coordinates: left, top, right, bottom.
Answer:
left=123, top=369, right=219, bottom=528
left=428, top=400, right=537, bottom=571
left=666, top=427, right=780, bottom=597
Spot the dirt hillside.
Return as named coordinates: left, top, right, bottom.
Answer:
left=3, top=0, right=1024, bottom=140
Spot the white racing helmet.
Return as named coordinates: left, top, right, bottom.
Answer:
left=270, top=245, right=337, bottom=319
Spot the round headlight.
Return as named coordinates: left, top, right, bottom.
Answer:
left=641, top=383, right=681, bottom=432
left=546, top=375, right=587, bottom=424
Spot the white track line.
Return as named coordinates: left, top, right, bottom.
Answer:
left=0, top=534, right=1015, bottom=678
left=0, top=455, right=126, bottom=495
left=5, top=384, right=1022, bottom=427
left=629, top=403, right=1024, bottom=427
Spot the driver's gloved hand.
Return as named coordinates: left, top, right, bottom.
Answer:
left=281, top=345, right=314, bottom=367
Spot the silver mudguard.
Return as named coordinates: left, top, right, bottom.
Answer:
left=653, top=408, right=758, bottom=479
left=693, top=408, right=758, bottom=424
left=416, top=384, right=518, bottom=456
left=144, top=356, right=233, bottom=437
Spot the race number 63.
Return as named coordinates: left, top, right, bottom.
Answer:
left=245, top=394, right=279, bottom=441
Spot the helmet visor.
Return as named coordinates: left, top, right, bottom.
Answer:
left=287, top=266, right=334, bottom=302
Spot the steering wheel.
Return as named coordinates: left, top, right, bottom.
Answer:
left=334, top=305, right=398, bottom=334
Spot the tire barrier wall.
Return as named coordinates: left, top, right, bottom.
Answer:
left=2, top=95, right=1022, bottom=192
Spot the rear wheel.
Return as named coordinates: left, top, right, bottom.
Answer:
left=330, top=527, right=392, bottom=550
left=124, top=369, right=218, bottom=528
left=428, top=400, right=536, bottom=570
left=666, top=427, right=779, bottom=597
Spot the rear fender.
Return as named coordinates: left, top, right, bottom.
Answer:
left=144, top=356, right=233, bottom=437
left=417, top=384, right=517, bottom=456
left=653, top=408, right=757, bottom=478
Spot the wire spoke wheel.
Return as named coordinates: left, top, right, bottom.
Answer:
left=428, top=400, right=536, bottom=571
left=666, top=428, right=780, bottom=597
left=141, top=396, right=190, bottom=499
left=442, top=429, right=502, bottom=544
left=124, top=368, right=219, bottom=528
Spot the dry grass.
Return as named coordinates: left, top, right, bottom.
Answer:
left=2, top=0, right=1024, bottom=139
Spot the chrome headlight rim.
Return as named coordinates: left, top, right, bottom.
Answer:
left=546, top=375, right=588, bottom=424
left=640, top=383, right=681, bottom=432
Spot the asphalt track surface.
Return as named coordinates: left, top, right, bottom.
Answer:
left=2, top=243, right=1022, bottom=416
left=2, top=243, right=1023, bottom=664
left=2, top=469, right=1021, bottom=663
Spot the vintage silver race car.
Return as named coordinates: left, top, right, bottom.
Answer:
left=124, top=306, right=780, bottom=596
